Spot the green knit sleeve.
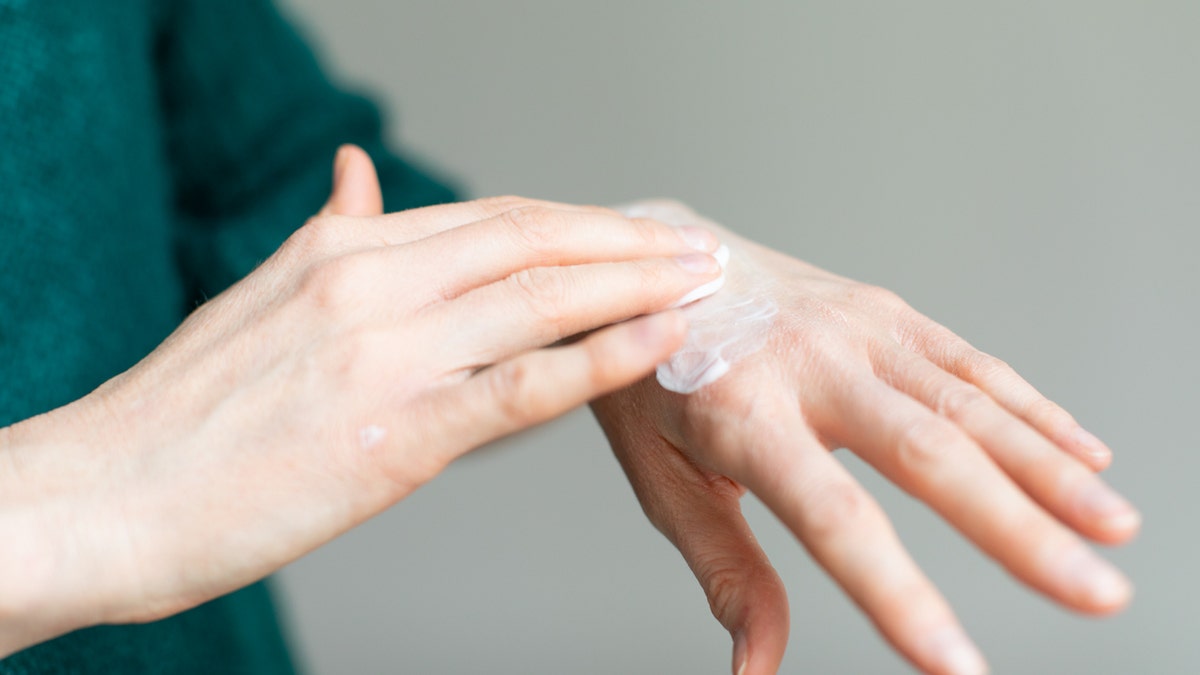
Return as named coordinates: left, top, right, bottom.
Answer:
left=157, top=0, right=459, bottom=299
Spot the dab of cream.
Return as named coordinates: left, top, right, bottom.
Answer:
left=616, top=201, right=779, bottom=394
left=358, top=425, right=387, bottom=450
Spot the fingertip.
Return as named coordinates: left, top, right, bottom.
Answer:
left=1068, top=427, right=1113, bottom=471
left=720, top=578, right=790, bottom=675
left=1075, top=480, right=1141, bottom=544
left=1090, top=568, right=1135, bottom=615
left=1079, top=582, right=1134, bottom=617
left=333, top=145, right=351, bottom=187
left=328, top=144, right=384, bottom=217
left=340, top=143, right=374, bottom=168
left=918, top=625, right=989, bottom=675
left=1054, top=546, right=1135, bottom=615
left=1106, top=510, right=1142, bottom=542
left=732, top=632, right=747, bottom=675
left=730, top=623, right=791, bottom=675
left=1087, top=453, right=1113, bottom=472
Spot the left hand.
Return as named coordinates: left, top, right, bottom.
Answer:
left=591, top=201, right=1140, bottom=675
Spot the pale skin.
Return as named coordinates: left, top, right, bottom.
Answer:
left=0, top=148, right=1138, bottom=674
left=0, top=147, right=722, bottom=656
left=593, top=205, right=1139, bottom=675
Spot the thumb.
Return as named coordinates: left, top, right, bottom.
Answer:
left=597, top=417, right=791, bottom=675
left=319, top=144, right=384, bottom=217
left=670, top=477, right=791, bottom=675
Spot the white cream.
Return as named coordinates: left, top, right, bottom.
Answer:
left=617, top=201, right=778, bottom=394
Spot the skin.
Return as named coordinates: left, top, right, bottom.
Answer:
left=591, top=202, right=1140, bottom=675
left=0, top=152, right=1139, bottom=674
left=0, top=147, right=724, bottom=656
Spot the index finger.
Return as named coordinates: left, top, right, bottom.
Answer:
left=296, top=196, right=633, bottom=259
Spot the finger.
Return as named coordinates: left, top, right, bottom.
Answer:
left=727, top=408, right=986, bottom=675
left=593, top=406, right=789, bottom=675
left=319, top=145, right=384, bottom=217
left=379, top=196, right=623, bottom=245
left=413, top=311, right=688, bottom=460
left=902, top=318, right=1112, bottom=470
left=430, top=254, right=722, bottom=368
left=398, top=205, right=720, bottom=304
left=826, top=374, right=1133, bottom=615
left=875, top=348, right=1140, bottom=544
left=296, top=196, right=713, bottom=262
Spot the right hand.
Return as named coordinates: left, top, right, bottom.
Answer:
left=0, top=146, right=723, bottom=656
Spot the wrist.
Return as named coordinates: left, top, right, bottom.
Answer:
left=0, top=410, right=114, bottom=656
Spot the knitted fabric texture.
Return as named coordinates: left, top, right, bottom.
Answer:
left=0, top=0, right=456, bottom=671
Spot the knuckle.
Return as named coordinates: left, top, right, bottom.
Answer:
left=960, top=353, right=1012, bottom=381
left=286, top=215, right=348, bottom=259
left=694, top=552, right=753, bottom=621
left=627, top=216, right=671, bottom=247
left=702, top=472, right=749, bottom=502
left=317, top=328, right=381, bottom=386
left=933, top=384, right=990, bottom=420
left=1026, top=396, right=1068, bottom=423
left=509, top=267, right=571, bottom=326
left=579, top=339, right=613, bottom=392
left=499, top=205, right=562, bottom=250
left=489, top=359, right=550, bottom=427
left=297, top=254, right=371, bottom=312
left=803, top=482, right=870, bottom=541
left=356, top=415, right=447, bottom=499
left=635, top=258, right=673, bottom=290
left=680, top=381, right=779, bottom=461
left=893, top=416, right=959, bottom=479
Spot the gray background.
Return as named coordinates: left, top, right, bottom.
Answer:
left=275, top=1, right=1198, bottom=673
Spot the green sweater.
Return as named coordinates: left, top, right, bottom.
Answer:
left=0, top=1, right=456, bottom=671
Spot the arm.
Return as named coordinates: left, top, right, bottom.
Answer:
left=592, top=200, right=1139, bottom=675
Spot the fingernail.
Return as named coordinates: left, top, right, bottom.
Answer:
left=731, top=631, right=748, bottom=675
left=333, top=146, right=350, bottom=187
left=675, top=252, right=721, bottom=275
left=1058, top=546, right=1132, bottom=608
left=1078, top=482, right=1141, bottom=533
left=1071, top=427, right=1111, bottom=461
left=923, top=626, right=987, bottom=675
left=676, top=225, right=719, bottom=252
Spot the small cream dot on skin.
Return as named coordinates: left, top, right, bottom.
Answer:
left=358, top=425, right=386, bottom=450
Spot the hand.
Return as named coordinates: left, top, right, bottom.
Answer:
left=592, top=200, right=1140, bottom=675
left=0, top=151, right=726, bottom=655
